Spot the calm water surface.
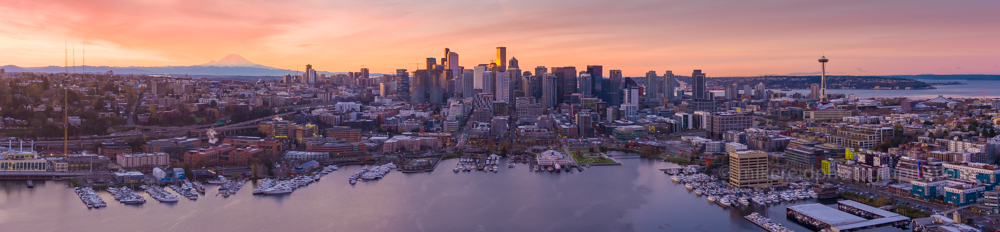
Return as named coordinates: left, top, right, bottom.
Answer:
left=713, top=79, right=1000, bottom=99
left=0, top=157, right=903, bottom=232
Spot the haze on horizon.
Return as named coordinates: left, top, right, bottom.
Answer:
left=1, top=0, right=998, bottom=76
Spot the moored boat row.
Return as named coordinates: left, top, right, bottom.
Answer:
left=74, top=187, right=107, bottom=208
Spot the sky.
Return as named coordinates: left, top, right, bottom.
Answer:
left=1, top=0, right=998, bottom=76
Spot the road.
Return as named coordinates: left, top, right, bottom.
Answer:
left=125, top=93, right=143, bottom=126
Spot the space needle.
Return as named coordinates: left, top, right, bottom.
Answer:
left=818, top=56, right=829, bottom=102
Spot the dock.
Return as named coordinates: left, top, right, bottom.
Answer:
left=786, top=200, right=909, bottom=232
left=744, top=212, right=793, bottom=232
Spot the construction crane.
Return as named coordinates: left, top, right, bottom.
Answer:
left=408, top=63, right=421, bottom=70
left=978, top=90, right=988, bottom=100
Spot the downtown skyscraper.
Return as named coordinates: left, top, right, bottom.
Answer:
left=645, top=70, right=660, bottom=102
left=495, top=71, right=511, bottom=103
left=664, top=70, right=676, bottom=100
left=541, top=73, right=558, bottom=108
left=608, top=70, right=622, bottom=106
left=586, top=65, right=602, bottom=98
left=692, top=69, right=707, bottom=100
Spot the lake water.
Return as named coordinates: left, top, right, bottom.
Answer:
left=712, top=79, right=1000, bottom=100
left=0, top=157, right=901, bottom=232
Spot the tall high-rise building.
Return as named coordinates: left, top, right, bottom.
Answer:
left=453, top=66, right=464, bottom=97
left=473, top=65, right=487, bottom=91
left=586, top=65, right=603, bottom=97
left=495, top=71, right=511, bottom=103
left=664, top=70, right=676, bottom=100
left=725, top=83, right=739, bottom=100
left=496, top=47, right=507, bottom=72
left=304, top=64, right=315, bottom=84
left=283, top=74, right=292, bottom=84
left=530, top=74, right=543, bottom=100
left=429, top=64, right=445, bottom=104
left=396, top=69, right=409, bottom=100
left=447, top=51, right=459, bottom=78
left=754, top=82, right=765, bottom=99
left=622, top=78, right=640, bottom=117
left=743, top=85, right=753, bottom=99
left=462, top=69, right=475, bottom=99
left=576, top=112, right=593, bottom=137
left=509, top=57, right=519, bottom=69
left=552, top=66, right=577, bottom=104
left=411, top=70, right=428, bottom=104
left=509, top=68, right=523, bottom=97
left=360, top=68, right=370, bottom=84
left=692, top=70, right=707, bottom=100
left=609, top=70, right=623, bottom=105
left=579, top=73, right=593, bottom=97
left=482, top=71, right=493, bottom=94
left=645, top=71, right=659, bottom=100
left=534, top=66, right=547, bottom=77
left=810, top=83, right=820, bottom=100
left=541, top=73, right=558, bottom=108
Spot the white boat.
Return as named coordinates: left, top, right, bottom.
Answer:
left=740, top=197, right=750, bottom=206
left=719, top=197, right=731, bottom=207
left=207, top=176, right=229, bottom=184
left=264, top=185, right=293, bottom=195
left=694, top=189, right=703, bottom=196
left=707, top=195, right=717, bottom=202
left=671, top=176, right=681, bottom=182
left=454, top=166, right=461, bottom=173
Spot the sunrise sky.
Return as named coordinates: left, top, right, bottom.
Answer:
left=1, top=0, right=998, bottom=76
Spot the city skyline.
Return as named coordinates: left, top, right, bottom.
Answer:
left=2, top=0, right=999, bottom=76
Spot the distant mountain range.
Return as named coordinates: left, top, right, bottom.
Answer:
left=0, top=54, right=355, bottom=77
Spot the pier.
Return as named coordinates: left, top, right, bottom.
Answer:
left=786, top=200, right=909, bottom=232
left=744, top=212, right=794, bottom=232
left=0, top=171, right=89, bottom=180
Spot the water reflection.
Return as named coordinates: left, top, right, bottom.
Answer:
left=1, top=158, right=908, bottom=232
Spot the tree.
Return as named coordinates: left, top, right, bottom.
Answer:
left=599, top=145, right=608, bottom=153
left=210, top=100, right=218, bottom=108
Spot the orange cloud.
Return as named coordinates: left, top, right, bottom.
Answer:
left=1, top=0, right=998, bottom=76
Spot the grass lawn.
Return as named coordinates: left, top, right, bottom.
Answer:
left=572, top=153, right=618, bottom=165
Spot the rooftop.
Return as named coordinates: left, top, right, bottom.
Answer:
left=787, top=203, right=866, bottom=226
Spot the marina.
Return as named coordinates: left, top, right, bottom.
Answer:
left=73, top=187, right=107, bottom=209
left=671, top=173, right=818, bottom=209
left=142, top=185, right=180, bottom=203
left=106, top=187, right=146, bottom=205
left=745, top=212, right=794, bottom=232
left=348, top=163, right=395, bottom=185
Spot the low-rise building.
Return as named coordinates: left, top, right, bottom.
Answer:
left=116, top=153, right=169, bottom=169
left=283, top=151, right=328, bottom=161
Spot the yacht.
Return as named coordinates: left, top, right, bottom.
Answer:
left=707, top=195, right=717, bottom=203
left=694, top=189, right=703, bottom=196
left=454, top=165, right=461, bottom=173
left=739, top=197, right=750, bottom=206
left=719, top=197, right=731, bottom=207
left=264, top=185, right=293, bottom=195
left=207, top=176, right=229, bottom=184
